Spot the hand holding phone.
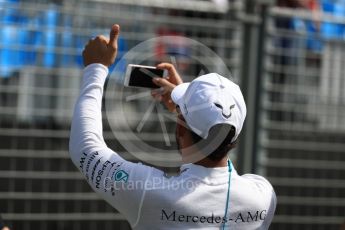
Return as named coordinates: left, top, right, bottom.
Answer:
left=124, top=63, right=183, bottom=112
left=151, top=63, right=184, bottom=112
left=124, top=64, right=166, bottom=88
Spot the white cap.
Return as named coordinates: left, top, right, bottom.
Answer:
left=171, top=73, right=246, bottom=143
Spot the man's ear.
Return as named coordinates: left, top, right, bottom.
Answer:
left=176, top=121, right=187, bottom=138
left=176, top=112, right=188, bottom=137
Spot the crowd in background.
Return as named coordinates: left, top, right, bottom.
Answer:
left=2, top=0, right=345, bottom=78
left=277, top=0, right=345, bottom=45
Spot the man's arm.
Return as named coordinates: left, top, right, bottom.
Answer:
left=70, top=24, right=120, bottom=176
left=69, top=25, right=161, bottom=226
left=242, top=174, right=277, bottom=228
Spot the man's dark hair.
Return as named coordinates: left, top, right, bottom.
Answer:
left=189, top=124, right=236, bottom=161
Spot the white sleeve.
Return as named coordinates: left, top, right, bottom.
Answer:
left=242, top=174, right=277, bottom=229
left=69, top=64, right=160, bottom=226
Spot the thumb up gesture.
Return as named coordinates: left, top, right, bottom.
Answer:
left=83, top=24, right=120, bottom=67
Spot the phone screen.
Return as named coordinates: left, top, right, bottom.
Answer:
left=128, top=66, right=164, bottom=88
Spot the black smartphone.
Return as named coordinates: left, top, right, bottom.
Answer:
left=124, top=64, right=166, bottom=88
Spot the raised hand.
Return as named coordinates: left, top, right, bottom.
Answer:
left=83, top=24, right=120, bottom=67
left=151, top=63, right=183, bottom=112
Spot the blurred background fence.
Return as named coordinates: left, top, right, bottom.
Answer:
left=0, top=0, right=344, bottom=229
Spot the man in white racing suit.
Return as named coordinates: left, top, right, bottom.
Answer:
left=69, top=24, right=276, bottom=229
